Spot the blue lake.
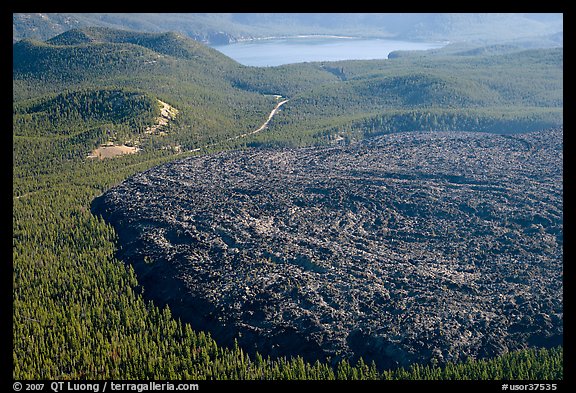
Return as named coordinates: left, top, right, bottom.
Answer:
left=212, top=36, right=446, bottom=67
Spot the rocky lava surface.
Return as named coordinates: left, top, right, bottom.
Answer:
left=92, top=129, right=563, bottom=370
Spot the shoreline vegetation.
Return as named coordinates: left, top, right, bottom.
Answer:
left=219, top=34, right=450, bottom=45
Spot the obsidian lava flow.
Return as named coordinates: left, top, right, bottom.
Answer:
left=92, top=130, right=563, bottom=370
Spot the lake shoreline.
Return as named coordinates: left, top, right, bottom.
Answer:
left=211, top=36, right=447, bottom=67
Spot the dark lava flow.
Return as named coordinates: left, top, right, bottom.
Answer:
left=92, top=130, right=563, bottom=370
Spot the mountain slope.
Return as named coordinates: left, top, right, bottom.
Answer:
left=14, top=27, right=238, bottom=84
left=13, top=88, right=158, bottom=138
left=12, top=28, right=288, bottom=172
left=46, top=27, right=236, bottom=62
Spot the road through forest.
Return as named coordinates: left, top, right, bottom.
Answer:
left=190, top=97, right=289, bottom=152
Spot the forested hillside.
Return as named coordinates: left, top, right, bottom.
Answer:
left=243, top=48, right=563, bottom=146
left=13, top=27, right=563, bottom=380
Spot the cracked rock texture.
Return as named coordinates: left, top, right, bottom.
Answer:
left=92, top=129, right=563, bottom=370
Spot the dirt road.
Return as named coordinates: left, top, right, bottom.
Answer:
left=190, top=97, right=289, bottom=152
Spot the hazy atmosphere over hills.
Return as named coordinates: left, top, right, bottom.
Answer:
left=13, top=13, right=563, bottom=382
left=13, top=13, right=563, bottom=47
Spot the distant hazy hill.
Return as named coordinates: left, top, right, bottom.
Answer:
left=12, top=13, right=264, bottom=44
left=13, top=13, right=563, bottom=46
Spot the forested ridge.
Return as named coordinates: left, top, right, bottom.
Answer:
left=13, top=27, right=563, bottom=380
